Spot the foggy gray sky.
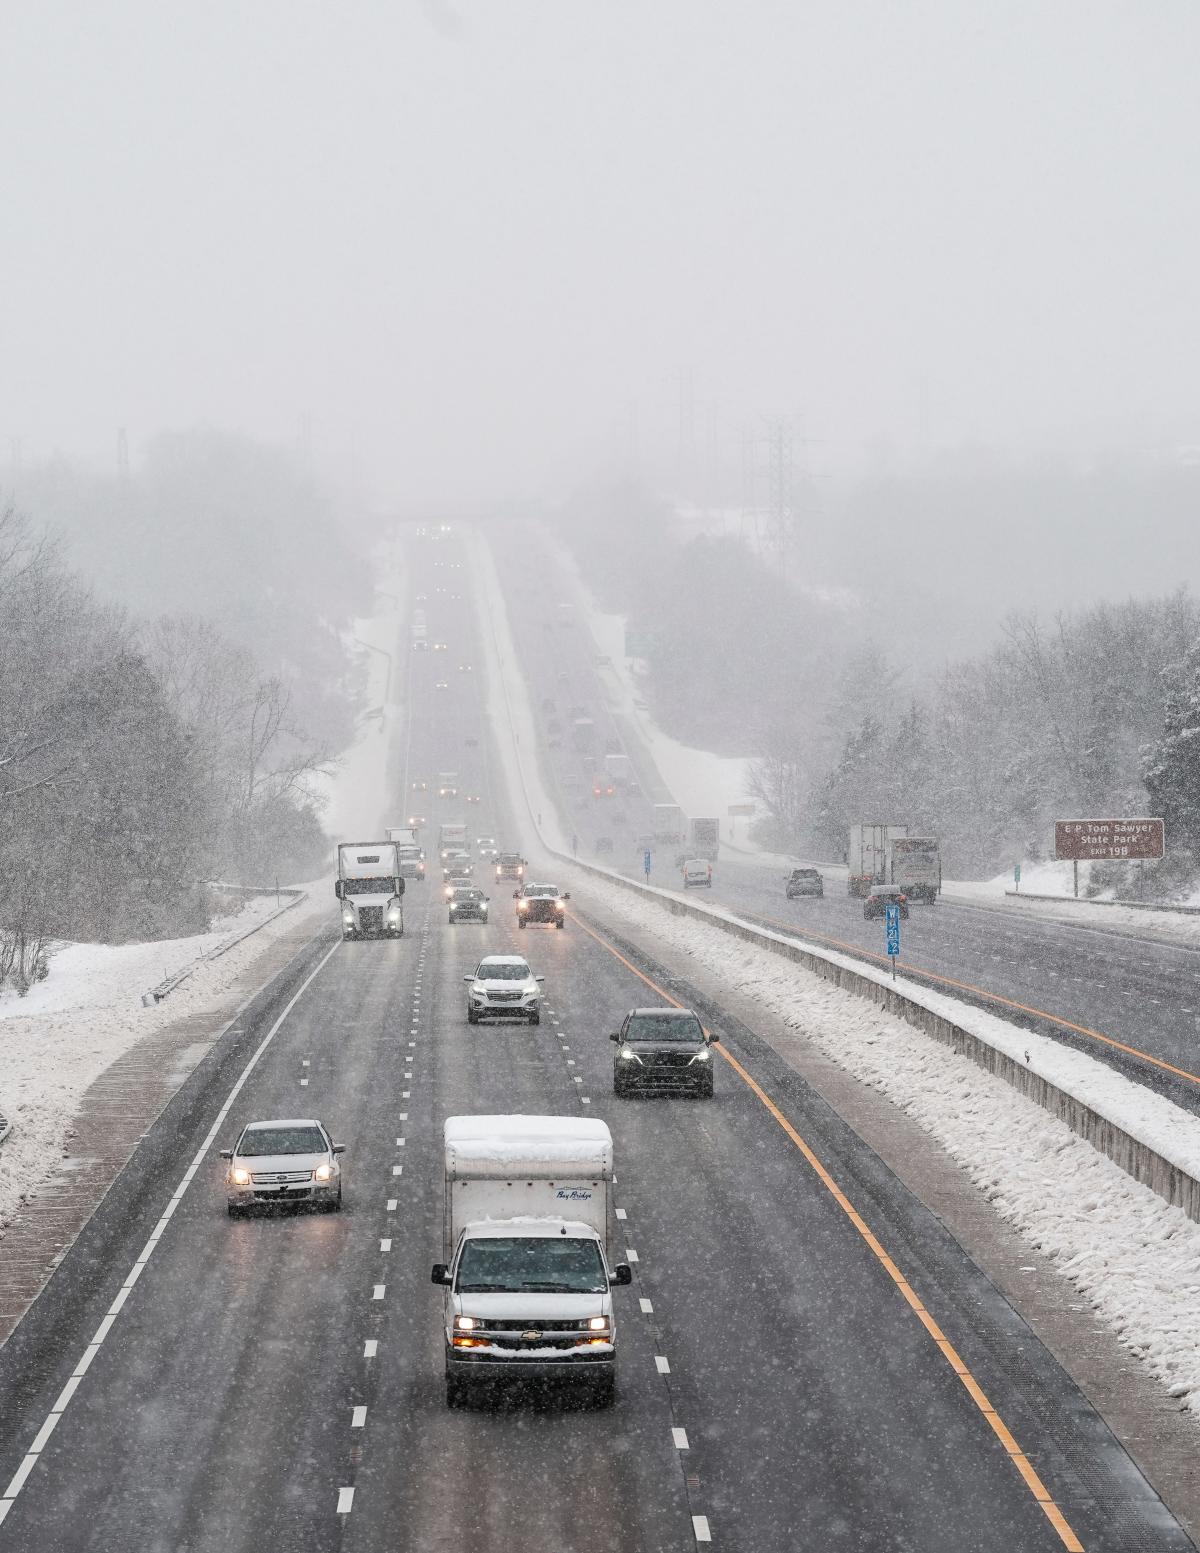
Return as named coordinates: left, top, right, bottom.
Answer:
left=3, top=2, right=1200, bottom=506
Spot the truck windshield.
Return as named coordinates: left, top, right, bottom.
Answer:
left=456, top=1237, right=606, bottom=1293
left=344, top=878, right=395, bottom=893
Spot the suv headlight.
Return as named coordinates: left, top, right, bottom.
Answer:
left=342, top=910, right=354, bottom=925
left=619, top=1046, right=639, bottom=1062
left=692, top=1048, right=711, bottom=1063
left=587, top=1316, right=609, bottom=1332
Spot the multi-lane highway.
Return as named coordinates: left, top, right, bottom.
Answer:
left=0, top=525, right=1193, bottom=1551
left=491, top=525, right=1200, bottom=1116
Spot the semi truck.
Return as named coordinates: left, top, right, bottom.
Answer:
left=411, top=610, right=428, bottom=651
left=687, top=816, right=720, bottom=863
left=431, top=1116, right=632, bottom=1407
left=889, top=835, right=942, bottom=902
left=653, top=803, right=684, bottom=847
left=603, top=752, right=632, bottom=786
left=438, top=821, right=468, bottom=859
left=334, top=841, right=404, bottom=939
left=846, top=824, right=909, bottom=897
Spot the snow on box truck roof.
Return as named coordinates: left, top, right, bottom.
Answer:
left=443, top=1115, right=613, bottom=1178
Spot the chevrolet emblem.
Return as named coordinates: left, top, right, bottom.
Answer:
left=521, top=1330, right=541, bottom=1341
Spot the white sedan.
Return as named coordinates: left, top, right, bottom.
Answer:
left=221, top=1118, right=344, bottom=1216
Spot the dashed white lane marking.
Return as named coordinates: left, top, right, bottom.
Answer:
left=615, top=1208, right=627, bottom=1220
left=372, top=1285, right=385, bottom=1300
left=352, top=1406, right=367, bottom=1428
left=0, top=937, right=343, bottom=1527
left=626, top=1248, right=639, bottom=1262
left=581, top=1097, right=591, bottom=1105
left=337, top=1487, right=355, bottom=1514
left=387, top=1199, right=398, bottom=1211
left=300, top=1078, right=309, bottom=1087
left=408, top=1041, right=416, bottom=1047
left=402, top=1090, right=410, bottom=1098
left=573, top=1077, right=582, bottom=1084
left=672, top=1427, right=689, bottom=1449
left=364, top=1340, right=379, bottom=1358
left=639, top=1298, right=654, bottom=1314
left=392, top=1165, right=403, bottom=1177
left=404, top=1070, right=412, bottom=1078
left=398, top=1112, right=408, bottom=1121
left=692, top=1514, right=711, bottom=1543
left=302, top=1059, right=310, bottom=1067
left=655, top=1355, right=670, bottom=1374
left=567, top=1060, right=575, bottom=1066
left=397, top=1137, right=406, bottom=1146
left=380, top=1238, right=392, bottom=1252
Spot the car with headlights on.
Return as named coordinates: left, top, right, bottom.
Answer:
left=221, top=1119, right=344, bottom=1215
left=515, top=882, right=569, bottom=928
left=611, top=1008, right=717, bottom=1098
left=495, top=852, right=525, bottom=882
left=443, top=873, right=473, bottom=901
left=463, top=955, right=544, bottom=1024
left=449, top=886, right=490, bottom=924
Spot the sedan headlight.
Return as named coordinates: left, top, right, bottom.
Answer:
left=230, top=1167, right=251, bottom=1185
left=314, top=1162, right=334, bottom=1182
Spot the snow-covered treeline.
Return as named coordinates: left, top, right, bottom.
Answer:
left=0, top=433, right=370, bottom=989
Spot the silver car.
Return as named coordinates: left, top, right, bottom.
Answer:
left=221, top=1118, right=344, bottom=1216
left=463, top=955, right=545, bottom=1025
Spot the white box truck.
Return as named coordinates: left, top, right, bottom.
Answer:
left=653, top=803, right=684, bottom=847
left=687, top=816, right=720, bottom=863
left=603, top=752, right=632, bottom=786
left=334, top=841, right=404, bottom=938
left=431, top=1116, right=632, bottom=1407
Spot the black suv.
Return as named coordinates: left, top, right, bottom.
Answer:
left=515, top=883, right=569, bottom=928
left=611, top=1007, right=717, bottom=1097
left=785, top=868, right=823, bottom=899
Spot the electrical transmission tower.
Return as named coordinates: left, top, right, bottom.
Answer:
left=740, top=417, right=798, bottom=578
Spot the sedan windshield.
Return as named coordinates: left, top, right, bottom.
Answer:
left=477, top=962, right=529, bottom=981
left=239, top=1126, right=326, bottom=1156
left=626, top=1014, right=705, bottom=1043
left=456, top=1237, right=606, bottom=1294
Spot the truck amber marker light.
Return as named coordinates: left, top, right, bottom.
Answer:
left=569, top=910, right=1085, bottom=1553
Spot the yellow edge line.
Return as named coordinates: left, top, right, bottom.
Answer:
left=569, top=908, right=1086, bottom=1552
left=753, top=909, right=1200, bottom=1091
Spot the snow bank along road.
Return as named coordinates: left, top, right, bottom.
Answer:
left=0, top=527, right=1192, bottom=1553
left=494, top=526, right=1200, bottom=1118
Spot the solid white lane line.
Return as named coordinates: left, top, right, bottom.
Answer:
left=28, top=1415, right=61, bottom=1455
left=52, top=1375, right=82, bottom=1412
left=337, top=1487, right=355, bottom=1514
left=380, top=1238, right=392, bottom=1251
left=693, top=1514, right=712, bottom=1543
left=372, top=1285, right=385, bottom=1300
left=351, top=1407, right=367, bottom=1428
left=672, top=1427, right=689, bottom=1450
left=615, top=1208, right=627, bottom=1220
left=626, top=1248, right=639, bottom=1262
left=639, top=1298, right=653, bottom=1314
left=387, top=1198, right=398, bottom=1210
left=655, top=1355, right=670, bottom=1374
left=364, top=1340, right=379, bottom=1358
left=302, top=1059, right=310, bottom=1067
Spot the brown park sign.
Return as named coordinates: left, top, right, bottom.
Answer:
left=1054, top=818, right=1164, bottom=862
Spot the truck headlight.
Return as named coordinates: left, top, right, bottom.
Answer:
left=342, top=911, right=354, bottom=925
left=314, top=1163, right=333, bottom=1181
left=455, top=1315, right=477, bottom=1331
left=518, top=901, right=528, bottom=911
left=449, top=903, right=457, bottom=911
left=587, top=1316, right=608, bottom=1332
left=230, top=1167, right=251, bottom=1185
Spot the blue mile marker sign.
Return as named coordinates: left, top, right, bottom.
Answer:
left=885, top=902, right=901, bottom=961
left=643, top=849, right=652, bottom=879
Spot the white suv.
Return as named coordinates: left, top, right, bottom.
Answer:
left=463, top=955, right=545, bottom=1025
